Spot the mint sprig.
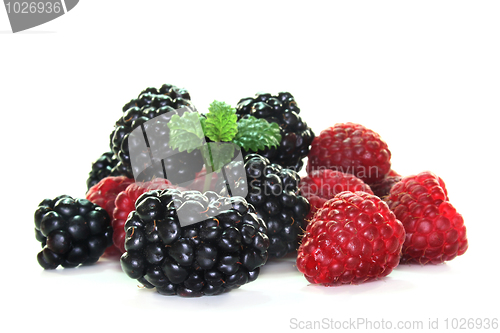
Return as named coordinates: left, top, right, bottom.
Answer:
left=167, top=100, right=282, bottom=186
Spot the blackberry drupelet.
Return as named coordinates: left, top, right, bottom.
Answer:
left=217, top=154, right=310, bottom=258
left=34, top=195, right=113, bottom=269
left=109, top=84, right=203, bottom=184
left=86, top=151, right=121, bottom=191
left=235, top=92, right=315, bottom=171
left=120, top=189, right=270, bottom=297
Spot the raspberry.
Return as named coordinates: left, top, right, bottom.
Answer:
left=86, top=176, right=135, bottom=218
left=112, top=178, right=180, bottom=254
left=299, top=169, right=373, bottom=221
left=306, top=123, right=391, bottom=184
left=296, top=191, right=405, bottom=285
left=385, top=171, right=468, bottom=264
left=120, top=189, right=269, bottom=296
left=34, top=195, right=113, bottom=269
left=86, top=176, right=135, bottom=256
left=370, top=171, right=402, bottom=199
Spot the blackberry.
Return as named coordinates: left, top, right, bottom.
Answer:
left=86, top=151, right=121, bottom=191
left=235, top=92, right=315, bottom=171
left=120, top=189, right=269, bottom=297
left=109, top=84, right=203, bottom=184
left=34, top=195, right=113, bottom=269
left=217, top=153, right=310, bottom=258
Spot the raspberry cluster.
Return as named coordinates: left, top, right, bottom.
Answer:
left=297, top=121, right=468, bottom=286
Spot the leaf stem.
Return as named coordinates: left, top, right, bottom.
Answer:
left=202, top=144, right=215, bottom=193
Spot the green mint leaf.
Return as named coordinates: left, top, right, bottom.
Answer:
left=233, top=116, right=282, bottom=152
left=167, top=112, right=205, bottom=153
left=204, top=100, right=238, bottom=142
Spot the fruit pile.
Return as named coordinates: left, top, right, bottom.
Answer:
left=34, top=84, right=468, bottom=297
left=34, top=84, right=313, bottom=297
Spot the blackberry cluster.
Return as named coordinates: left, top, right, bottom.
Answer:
left=109, top=84, right=203, bottom=184
left=86, top=151, right=120, bottom=191
left=218, top=153, right=310, bottom=258
left=235, top=92, right=315, bottom=171
left=120, top=189, right=270, bottom=297
left=35, top=195, right=113, bottom=269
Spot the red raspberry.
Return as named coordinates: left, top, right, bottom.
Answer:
left=296, top=191, right=405, bottom=286
left=112, top=178, right=179, bottom=254
left=388, top=169, right=401, bottom=177
left=370, top=170, right=402, bottom=199
left=306, top=123, right=391, bottom=184
left=86, top=176, right=135, bottom=256
left=86, top=176, right=135, bottom=217
left=385, top=171, right=467, bottom=264
left=299, top=170, right=373, bottom=221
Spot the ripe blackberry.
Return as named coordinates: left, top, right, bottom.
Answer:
left=109, top=84, right=203, bottom=184
left=34, top=195, right=113, bottom=269
left=120, top=189, right=270, bottom=297
left=235, top=92, right=315, bottom=171
left=112, top=178, right=181, bottom=254
left=217, top=153, right=310, bottom=258
left=86, top=152, right=121, bottom=191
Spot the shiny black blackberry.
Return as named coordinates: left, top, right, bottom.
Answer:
left=109, top=84, right=203, bottom=184
left=86, top=151, right=122, bottom=191
left=235, top=92, right=315, bottom=171
left=120, top=189, right=269, bottom=297
left=217, top=154, right=310, bottom=258
left=34, top=195, right=113, bottom=269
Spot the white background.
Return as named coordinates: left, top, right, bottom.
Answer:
left=1, top=1, right=499, bottom=332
